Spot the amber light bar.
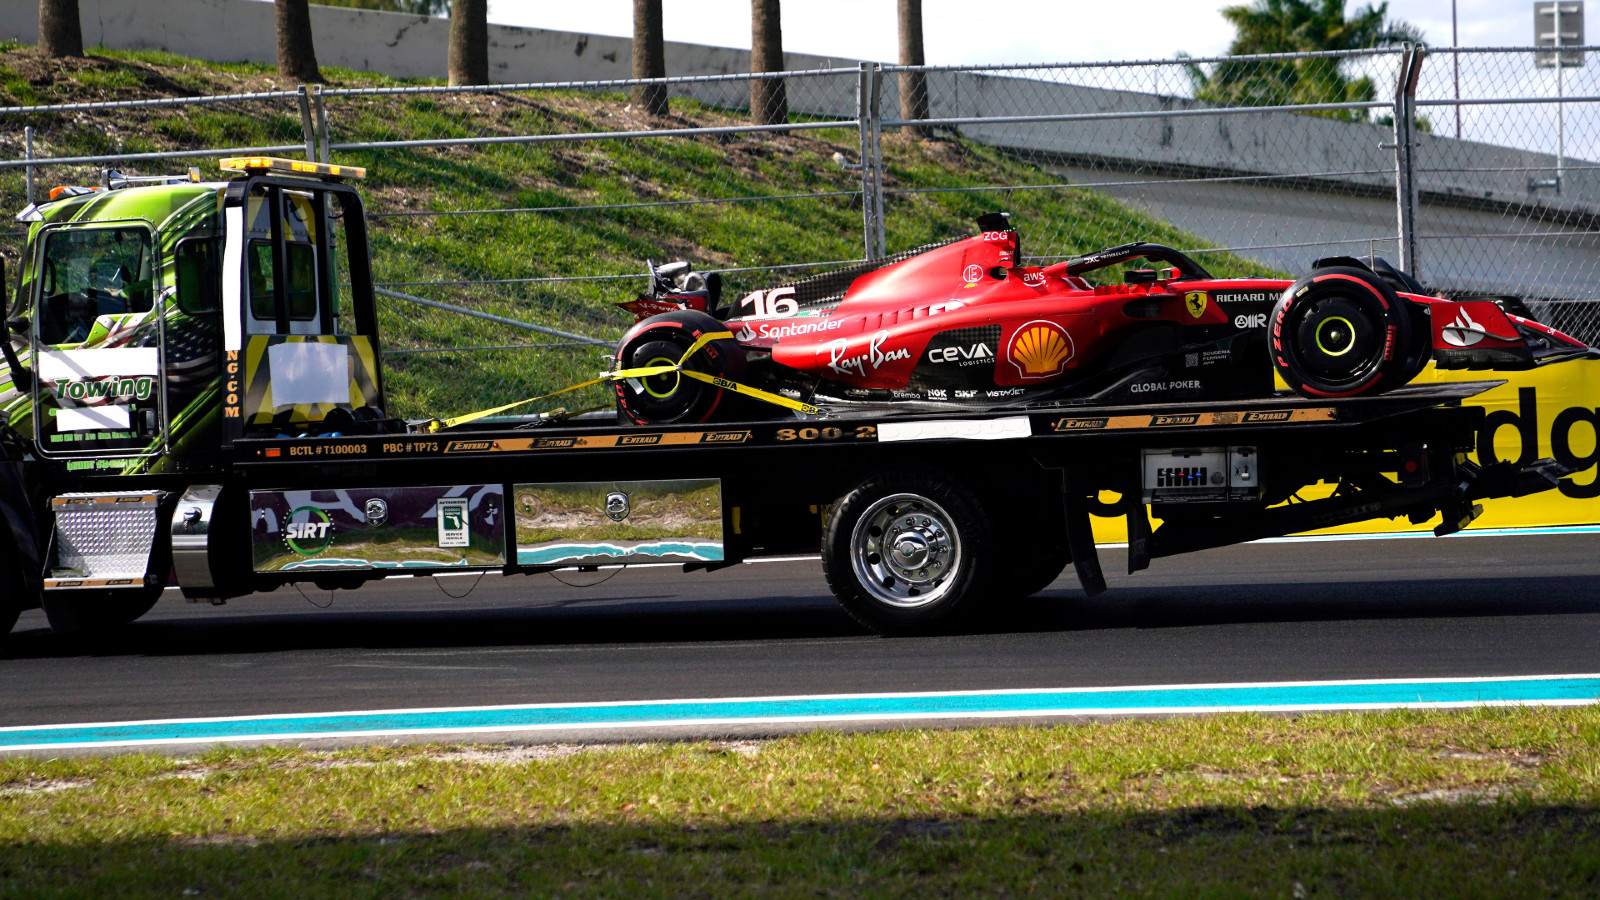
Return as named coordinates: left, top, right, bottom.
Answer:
left=218, top=157, right=366, bottom=180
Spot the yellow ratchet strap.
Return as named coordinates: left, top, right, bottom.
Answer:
left=426, top=329, right=822, bottom=432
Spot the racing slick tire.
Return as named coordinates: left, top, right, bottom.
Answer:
left=1271, top=266, right=1415, bottom=398
left=615, top=310, right=748, bottom=426
left=822, top=472, right=996, bottom=634
left=40, top=585, right=163, bottom=637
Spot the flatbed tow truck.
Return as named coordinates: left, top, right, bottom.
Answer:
left=0, top=159, right=1571, bottom=636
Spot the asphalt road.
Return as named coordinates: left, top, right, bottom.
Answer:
left=2, top=534, right=1598, bottom=729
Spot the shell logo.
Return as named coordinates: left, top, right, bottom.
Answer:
left=1006, top=320, right=1074, bottom=380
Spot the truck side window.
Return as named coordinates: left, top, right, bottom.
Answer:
left=36, top=225, right=153, bottom=345
left=175, top=237, right=220, bottom=315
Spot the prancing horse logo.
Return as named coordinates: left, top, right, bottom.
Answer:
left=605, top=491, right=630, bottom=522
left=1184, top=291, right=1208, bottom=319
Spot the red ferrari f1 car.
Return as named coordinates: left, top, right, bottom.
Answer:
left=613, top=213, right=1595, bottom=424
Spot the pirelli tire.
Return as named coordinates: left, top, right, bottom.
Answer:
left=1271, top=266, right=1417, bottom=398
left=821, top=472, right=996, bottom=634
left=615, top=310, right=749, bottom=426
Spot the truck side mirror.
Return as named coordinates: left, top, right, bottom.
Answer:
left=0, top=257, right=34, bottom=391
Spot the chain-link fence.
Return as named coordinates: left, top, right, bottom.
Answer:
left=2, top=46, right=1597, bottom=418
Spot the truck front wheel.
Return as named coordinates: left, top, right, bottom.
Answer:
left=822, top=473, right=995, bottom=634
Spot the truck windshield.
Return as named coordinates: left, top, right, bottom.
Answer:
left=36, top=226, right=154, bottom=345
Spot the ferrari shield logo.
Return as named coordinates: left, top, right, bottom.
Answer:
left=605, top=491, right=630, bottom=522
left=1184, top=291, right=1208, bottom=319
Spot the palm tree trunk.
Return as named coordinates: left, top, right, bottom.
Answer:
left=448, top=0, right=489, bottom=86
left=897, top=0, right=929, bottom=137
left=274, top=0, right=322, bottom=84
left=749, top=0, right=787, bottom=126
left=632, top=0, right=668, bottom=116
left=38, top=0, right=83, bottom=59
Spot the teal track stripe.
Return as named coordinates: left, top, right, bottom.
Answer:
left=2, top=675, right=1598, bottom=751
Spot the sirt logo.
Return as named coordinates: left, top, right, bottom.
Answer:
left=1442, top=308, right=1485, bottom=347
left=928, top=342, right=994, bottom=365
left=283, top=506, right=334, bottom=556
left=824, top=330, right=910, bottom=376
left=1234, top=313, right=1268, bottom=328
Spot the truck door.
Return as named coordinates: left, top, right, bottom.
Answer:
left=29, top=219, right=167, bottom=468
left=219, top=170, right=381, bottom=440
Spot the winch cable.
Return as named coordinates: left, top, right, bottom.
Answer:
left=423, top=330, right=825, bottom=433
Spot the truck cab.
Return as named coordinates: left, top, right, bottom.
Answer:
left=1, top=158, right=389, bottom=630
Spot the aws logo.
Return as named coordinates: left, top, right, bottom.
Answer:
left=1480, top=387, right=1600, bottom=499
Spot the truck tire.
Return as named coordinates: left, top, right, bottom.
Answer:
left=1001, top=549, right=1071, bottom=599
left=615, top=310, right=747, bottom=426
left=41, top=586, right=162, bottom=636
left=1271, top=266, right=1415, bottom=398
left=822, top=472, right=995, bottom=634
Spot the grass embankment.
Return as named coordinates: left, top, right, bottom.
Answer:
left=3, top=708, right=1599, bottom=897
left=0, top=44, right=1279, bottom=420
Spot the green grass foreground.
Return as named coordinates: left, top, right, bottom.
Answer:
left=3, top=708, right=1599, bottom=897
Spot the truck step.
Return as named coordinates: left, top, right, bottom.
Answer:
left=44, top=491, right=165, bottom=590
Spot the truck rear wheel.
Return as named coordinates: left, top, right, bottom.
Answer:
left=41, top=587, right=162, bottom=636
left=822, top=472, right=995, bottom=634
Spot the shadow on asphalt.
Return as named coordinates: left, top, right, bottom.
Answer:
left=5, top=573, right=1599, bottom=660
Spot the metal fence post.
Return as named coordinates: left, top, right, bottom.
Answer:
left=23, top=126, right=33, bottom=206
left=857, top=63, right=878, bottom=259
left=297, top=84, right=318, bottom=161
left=868, top=66, right=887, bottom=259
left=312, top=85, right=330, bottom=164
left=1392, top=47, right=1425, bottom=279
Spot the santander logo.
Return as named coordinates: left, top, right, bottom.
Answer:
left=1442, top=308, right=1484, bottom=348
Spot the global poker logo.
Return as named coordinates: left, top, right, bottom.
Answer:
left=283, top=506, right=335, bottom=556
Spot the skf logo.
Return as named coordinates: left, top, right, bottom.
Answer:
left=1007, top=320, right=1074, bottom=380
left=1185, top=292, right=1208, bottom=319
left=283, top=506, right=334, bottom=556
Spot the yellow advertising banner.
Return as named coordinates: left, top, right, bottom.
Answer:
left=1090, top=359, right=1600, bottom=542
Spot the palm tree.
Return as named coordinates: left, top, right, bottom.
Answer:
left=1187, top=0, right=1423, bottom=120
left=275, top=0, right=323, bottom=84
left=749, top=0, right=786, bottom=126
left=898, top=0, right=929, bottom=138
left=38, top=0, right=82, bottom=58
left=633, top=0, right=669, bottom=117
left=448, top=0, right=488, bottom=86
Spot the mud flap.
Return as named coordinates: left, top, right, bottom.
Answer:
left=1061, top=467, right=1106, bottom=597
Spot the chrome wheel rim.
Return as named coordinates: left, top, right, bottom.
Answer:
left=849, top=492, right=962, bottom=608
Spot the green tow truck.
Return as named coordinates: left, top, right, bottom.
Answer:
left=0, top=158, right=1570, bottom=637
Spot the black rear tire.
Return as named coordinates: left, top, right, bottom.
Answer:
left=821, top=472, right=995, bottom=634
left=615, top=310, right=747, bottom=426
left=1271, top=267, right=1415, bottom=398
